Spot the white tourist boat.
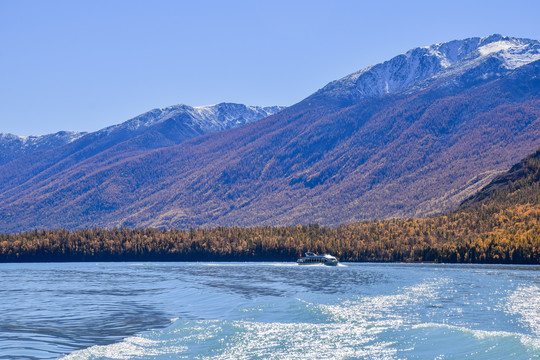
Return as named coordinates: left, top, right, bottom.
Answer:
left=297, top=252, right=339, bottom=266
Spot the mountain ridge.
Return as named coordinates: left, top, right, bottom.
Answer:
left=0, top=102, right=284, bottom=196
left=308, top=34, right=540, bottom=107
left=0, top=131, right=86, bottom=166
left=0, top=35, right=539, bottom=232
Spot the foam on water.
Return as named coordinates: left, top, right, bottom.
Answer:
left=61, top=336, right=187, bottom=360
left=322, top=280, right=447, bottom=324
left=62, top=314, right=397, bottom=360
left=200, top=262, right=345, bottom=268
left=2, top=263, right=539, bottom=359
left=61, top=275, right=539, bottom=360
left=202, top=262, right=300, bottom=268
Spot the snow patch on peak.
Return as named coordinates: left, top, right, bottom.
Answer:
left=0, top=133, right=34, bottom=143
left=0, top=131, right=87, bottom=165
left=0, top=133, right=22, bottom=140
left=105, top=102, right=285, bottom=136
left=476, top=39, right=540, bottom=69
left=313, top=35, right=540, bottom=104
left=478, top=40, right=516, bottom=56
left=0, top=131, right=85, bottom=145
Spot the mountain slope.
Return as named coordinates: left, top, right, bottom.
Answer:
left=459, top=147, right=540, bottom=209
left=0, top=35, right=539, bottom=232
left=116, top=59, right=540, bottom=228
left=3, top=149, right=540, bottom=263
left=308, top=34, right=540, bottom=107
left=0, top=103, right=283, bottom=195
left=0, top=131, right=85, bottom=165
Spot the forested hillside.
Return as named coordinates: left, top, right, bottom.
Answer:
left=460, top=148, right=540, bottom=209
left=1, top=149, right=538, bottom=264
left=1, top=36, right=539, bottom=232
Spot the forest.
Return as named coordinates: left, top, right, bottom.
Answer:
left=1, top=149, right=539, bottom=264
left=0, top=202, right=538, bottom=263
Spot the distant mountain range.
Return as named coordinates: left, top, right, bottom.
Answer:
left=0, top=103, right=283, bottom=204
left=0, top=103, right=283, bottom=163
left=0, top=34, right=539, bottom=232
left=0, top=131, right=85, bottom=166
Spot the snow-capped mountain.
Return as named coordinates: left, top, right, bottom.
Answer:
left=73, top=102, right=286, bottom=159
left=0, top=103, right=283, bottom=167
left=311, top=34, right=540, bottom=105
left=0, top=131, right=85, bottom=165
left=104, top=103, right=284, bottom=135
left=0, top=35, right=539, bottom=232
left=0, top=102, right=284, bottom=202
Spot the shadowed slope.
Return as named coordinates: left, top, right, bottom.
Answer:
left=0, top=35, right=539, bottom=232
left=0, top=103, right=283, bottom=193
left=0, top=59, right=538, bottom=231
left=460, top=148, right=540, bottom=209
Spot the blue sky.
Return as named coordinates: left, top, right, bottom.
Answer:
left=1, top=0, right=540, bottom=135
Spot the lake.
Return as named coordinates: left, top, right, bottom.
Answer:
left=0, top=262, right=538, bottom=359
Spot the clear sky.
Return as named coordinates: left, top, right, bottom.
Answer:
left=1, top=0, right=540, bottom=136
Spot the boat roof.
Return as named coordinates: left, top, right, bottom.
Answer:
left=303, top=252, right=337, bottom=259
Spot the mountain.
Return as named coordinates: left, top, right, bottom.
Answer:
left=0, top=35, right=539, bottom=232
left=0, top=131, right=85, bottom=165
left=114, top=103, right=284, bottom=134
left=308, top=34, right=539, bottom=107
left=0, top=103, right=284, bottom=199
left=98, top=102, right=284, bottom=149
left=459, top=147, right=540, bottom=209
left=3, top=148, right=539, bottom=264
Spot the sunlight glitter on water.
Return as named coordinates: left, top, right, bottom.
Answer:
left=507, top=285, right=540, bottom=336
left=63, top=313, right=398, bottom=360
left=1, top=262, right=539, bottom=359
left=62, top=276, right=540, bottom=360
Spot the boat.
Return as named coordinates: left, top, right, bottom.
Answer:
left=297, top=252, right=339, bottom=266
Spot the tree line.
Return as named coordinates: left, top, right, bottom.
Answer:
left=1, top=201, right=538, bottom=263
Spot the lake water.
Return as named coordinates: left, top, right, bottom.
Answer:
left=0, top=262, right=539, bottom=359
